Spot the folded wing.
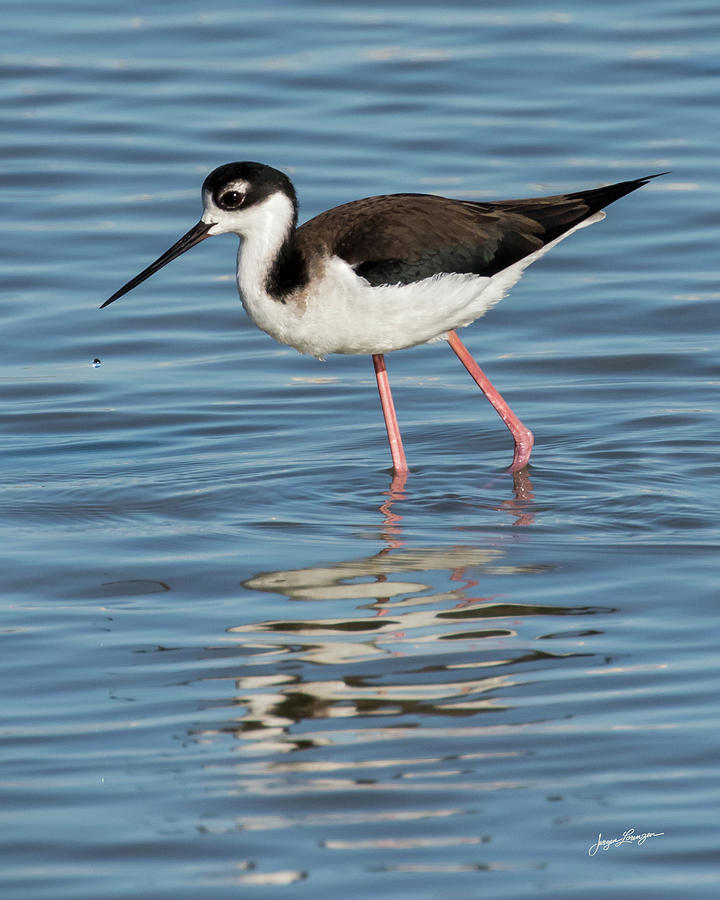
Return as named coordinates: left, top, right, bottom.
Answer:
left=296, top=174, right=664, bottom=286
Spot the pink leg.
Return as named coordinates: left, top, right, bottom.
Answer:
left=372, top=354, right=408, bottom=474
left=447, top=330, right=534, bottom=471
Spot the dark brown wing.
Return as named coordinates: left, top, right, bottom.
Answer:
left=296, top=174, right=664, bottom=286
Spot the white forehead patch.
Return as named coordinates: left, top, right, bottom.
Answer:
left=224, top=179, right=249, bottom=195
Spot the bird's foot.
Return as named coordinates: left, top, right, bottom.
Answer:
left=507, top=426, right=535, bottom=472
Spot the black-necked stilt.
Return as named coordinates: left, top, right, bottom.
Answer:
left=102, top=163, right=664, bottom=473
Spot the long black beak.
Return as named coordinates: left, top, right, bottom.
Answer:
left=100, top=220, right=215, bottom=309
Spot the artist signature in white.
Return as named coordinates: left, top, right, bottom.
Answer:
left=588, top=828, right=664, bottom=856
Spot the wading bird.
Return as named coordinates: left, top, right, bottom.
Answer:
left=102, top=163, right=663, bottom=473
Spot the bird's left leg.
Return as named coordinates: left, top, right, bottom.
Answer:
left=446, top=330, right=534, bottom=471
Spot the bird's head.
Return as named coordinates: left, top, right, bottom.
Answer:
left=100, top=161, right=297, bottom=309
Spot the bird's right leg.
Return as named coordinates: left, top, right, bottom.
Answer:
left=372, top=354, right=408, bottom=474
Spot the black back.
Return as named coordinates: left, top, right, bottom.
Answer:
left=296, top=174, right=663, bottom=286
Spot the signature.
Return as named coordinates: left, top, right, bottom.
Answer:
left=588, top=828, right=664, bottom=856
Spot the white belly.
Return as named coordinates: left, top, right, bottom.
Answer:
left=239, top=263, right=490, bottom=357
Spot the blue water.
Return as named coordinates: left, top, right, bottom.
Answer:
left=2, top=1, right=719, bottom=897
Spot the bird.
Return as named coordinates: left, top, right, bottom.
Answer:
left=101, top=162, right=664, bottom=474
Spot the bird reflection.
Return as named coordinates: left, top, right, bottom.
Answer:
left=220, top=533, right=609, bottom=752
left=379, top=470, right=408, bottom=548
left=182, top=470, right=615, bottom=854
left=380, top=466, right=535, bottom=546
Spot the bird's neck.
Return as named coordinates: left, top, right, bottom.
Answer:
left=265, top=232, right=309, bottom=301
left=236, top=191, right=308, bottom=303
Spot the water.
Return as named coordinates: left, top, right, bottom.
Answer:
left=2, top=1, right=719, bottom=897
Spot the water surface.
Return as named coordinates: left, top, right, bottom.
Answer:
left=1, top=1, right=719, bottom=897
